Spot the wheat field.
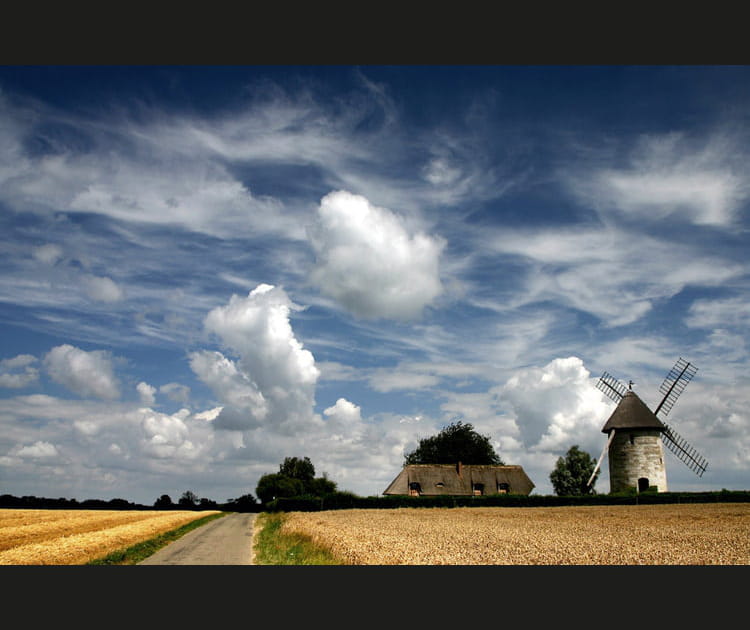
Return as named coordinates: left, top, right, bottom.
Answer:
left=0, top=508, right=221, bottom=565
left=279, top=503, right=750, bottom=565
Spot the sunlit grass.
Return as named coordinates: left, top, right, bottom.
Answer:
left=252, top=512, right=343, bottom=565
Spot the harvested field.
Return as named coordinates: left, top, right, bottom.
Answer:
left=0, top=509, right=221, bottom=565
left=280, top=503, right=750, bottom=565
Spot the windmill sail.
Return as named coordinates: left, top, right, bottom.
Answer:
left=654, top=358, right=697, bottom=417
left=596, top=372, right=629, bottom=403
left=661, top=422, right=708, bottom=477
left=587, top=429, right=615, bottom=487
left=651, top=358, right=707, bottom=477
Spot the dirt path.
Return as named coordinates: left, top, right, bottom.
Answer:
left=138, top=513, right=257, bottom=565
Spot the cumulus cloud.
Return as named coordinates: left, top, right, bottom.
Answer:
left=192, top=284, right=321, bottom=434
left=498, top=356, right=610, bottom=453
left=16, top=441, right=59, bottom=458
left=83, top=274, right=124, bottom=303
left=0, top=354, right=39, bottom=389
left=137, top=382, right=156, bottom=405
left=323, top=397, right=363, bottom=433
left=43, top=344, right=120, bottom=400
left=159, top=382, right=191, bottom=404
left=140, top=408, right=199, bottom=459
left=189, top=350, right=268, bottom=430
left=308, top=190, right=445, bottom=320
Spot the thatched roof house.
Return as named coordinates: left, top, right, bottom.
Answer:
left=383, top=462, right=535, bottom=497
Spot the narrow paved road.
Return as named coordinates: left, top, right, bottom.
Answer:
left=138, top=513, right=257, bottom=565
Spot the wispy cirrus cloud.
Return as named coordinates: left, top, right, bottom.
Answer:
left=566, top=131, right=750, bottom=228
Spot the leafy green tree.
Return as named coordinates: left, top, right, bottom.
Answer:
left=256, top=457, right=340, bottom=504
left=549, top=445, right=599, bottom=496
left=279, top=456, right=315, bottom=483
left=255, top=473, right=305, bottom=504
left=404, top=421, right=504, bottom=465
left=306, top=473, right=337, bottom=496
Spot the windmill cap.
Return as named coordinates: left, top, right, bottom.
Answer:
left=601, top=390, right=666, bottom=433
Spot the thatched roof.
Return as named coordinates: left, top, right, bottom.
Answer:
left=601, top=391, right=666, bottom=433
left=382, top=463, right=535, bottom=496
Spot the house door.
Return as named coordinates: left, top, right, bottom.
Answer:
left=638, top=477, right=650, bottom=492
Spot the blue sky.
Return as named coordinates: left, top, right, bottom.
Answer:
left=0, top=66, right=748, bottom=504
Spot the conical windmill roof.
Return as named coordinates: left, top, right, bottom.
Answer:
left=601, top=391, right=666, bottom=433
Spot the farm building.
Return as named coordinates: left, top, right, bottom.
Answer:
left=383, top=462, right=535, bottom=497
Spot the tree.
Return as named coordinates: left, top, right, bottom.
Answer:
left=255, top=473, right=305, bottom=504
left=154, top=494, right=173, bottom=509
left=549, top=445, right=599, bottom=496
left=279, top=456, right=315, bottom=483
left=225, top=493, right=259, bottom=512
left=307, top=473, right=337, bottom=496
left=178, top=490, right=198, bottom=507
left=255, top=457, right=340, bottom=504
left=404, top=421, right=504, bottom=465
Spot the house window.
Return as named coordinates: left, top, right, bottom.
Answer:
left=435, top=482, right=444, bottom=488
left=497, top=482, right=509, bottom=494
left=472, top=483, right=484, bottom=496
left=409, top=482, right=421, bottom=497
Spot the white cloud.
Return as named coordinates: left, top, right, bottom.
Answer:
left=16, top=440, right=59, bottom=458
left=83, top=274, right=124, bottom=303
left=686, top=297, right=750, bottom=330
left=369, top=370, right=440, bottom=393
left=0, top=354, right=39, bottom=389
left=137, top=382, right=156, bottom=405
left=485, top=225, right=743, bottom=327
left=324, top=397, right=362, bottom=422
left=498, top=356, right=610, bottom=453
left=140, top=408, right=198, bottom=460
left=32, top=244, right=63, bottom=265
left=368, top=360, right=485, bottom=393
left=189, top=350, right=268, bottom=430
left=192, top=284, right=321, bottom=434
left=569, top=132, right=749, bottom=227
left=308, top=190, right=445, bottom=320
left=43, top=344, right=120, bottom=400
left=159, top=382, right=191, bottom=404
left=423, top=157, right=462, bottom=186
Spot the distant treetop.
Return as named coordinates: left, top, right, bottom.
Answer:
left=404, top=421, right=504, bottom=466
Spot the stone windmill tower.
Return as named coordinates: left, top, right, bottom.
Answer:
left=587, top=358, right=708, bottom=493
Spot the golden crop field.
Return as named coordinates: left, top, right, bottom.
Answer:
left=0, top=509, right=221, bottom=565
left=280, top=503, right=750, bottom=565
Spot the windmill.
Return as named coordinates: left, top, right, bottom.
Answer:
left=587, top=357, right=708, bottom=493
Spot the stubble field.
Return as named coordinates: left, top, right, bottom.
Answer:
left=279, top=503, right=750, bottom=565
left=0, top=509, right=221, bottom=565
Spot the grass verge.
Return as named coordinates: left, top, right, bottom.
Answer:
left=252, top=512, right=343, bottom=565
left=87, top=512, right=228, bottom=565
